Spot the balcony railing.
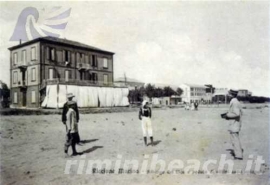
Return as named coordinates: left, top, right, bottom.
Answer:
left=41, top=78, right=114, bottom=89
left=17, top=62, right=27, bottom=72
left=76, top=63, right=91, bottom=70
left=18, top=81, right=27, bottom=89
left=13, top=60, right=38, bottom=68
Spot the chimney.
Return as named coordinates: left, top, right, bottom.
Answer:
left=19, top=39, right=22, bottom=45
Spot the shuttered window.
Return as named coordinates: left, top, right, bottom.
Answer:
left=31, top=91, right=36, bottom=103
left=104, top=74, right=108, bottom=84
left=13, top=71, right=18, bottom=84
left=31, top=68, right=36, bottom=81
left=92, top=73, right=98, bottom=83
left=13, top=53, right=18, bottom=65
left=103, top=58, right=108, bottom=68
left=31, top=47, right=36, bottom=60
left=22, top=50, right=26, bottom=64
left=92, top=55, right=97, bottom=67
left=49, top=68, right=54, bottom=80
left=14, top=92, right=18, bottom=103
left=63, top=50, right=69, bottom=62
left=65, top=70, right=70, bottom=81
left=47, top=47, right=55, bottom=61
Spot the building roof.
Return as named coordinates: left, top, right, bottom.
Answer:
left=114, top=77, right=144, bottom=83
left=238, top=89, right=248, bottom=91
left=8, top=36, right=114, bottom=54
left=182, top=83, right=207, bottom=88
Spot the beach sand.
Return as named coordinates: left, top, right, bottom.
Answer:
left=1, top=106, right=269, bottom=185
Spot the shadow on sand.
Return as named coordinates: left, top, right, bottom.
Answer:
left=226, top=149, right=235, bottom=157
left=80, top=139, right=99, bottom=144
left=83, top=146, right=103, bottom=154
left=148, top=140, right=162, bottom=146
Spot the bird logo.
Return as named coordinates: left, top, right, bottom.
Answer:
left=10, top=6, right=71, bottom=41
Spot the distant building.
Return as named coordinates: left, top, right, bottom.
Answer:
left=214, top=88, right=229, bottom=95
left=114, top=77, right=144, bottom=90
left=238, top=89, right=251, bottom=97
left=170, top=95, right=182, bottom=105
left=9, top=36, right=116, bottom=108
left=153, top=97, right=170, bottom=105
left=151, top=83, right=181, bottom=105
left=205, top=84, right=215, bottom=104
left=213, top=88, right=229, bottom=103
left=180, top=84, right=207, bottom=103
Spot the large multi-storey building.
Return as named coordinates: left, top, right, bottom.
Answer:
left=9, top=36, right=114, bottom=108
left=180, top=84, right=207, bottom=103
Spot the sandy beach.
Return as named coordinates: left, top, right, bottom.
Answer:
left=1, top=105, right=269, bottom=185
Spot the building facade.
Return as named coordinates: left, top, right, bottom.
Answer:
left=9, top=37, right=114, bottom=108
left=238, top=89, right=252, bottom=97
left=213, top=88, right=229, bottom=103
left=180, top=84, right=207, bottom=103
left=204, top=84, right=215, bottom=104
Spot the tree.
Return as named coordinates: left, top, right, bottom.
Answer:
left=163, top=86, right=176, bottom=97
left=145, top=84, right=155, bottom=99
left=0, top=81, right=10, bottom=108
left=153, top=87, right=163, bottom=98
left=176, top=87, right=183, bottom=96
left=128, top=86, right=146, bottom=103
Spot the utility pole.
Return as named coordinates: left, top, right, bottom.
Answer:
left=124, top=72, right=127, bottom=86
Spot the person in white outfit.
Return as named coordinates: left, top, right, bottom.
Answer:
left=139, top=100, right=154, bottom=146
left=223, top=89, right=243, bottom=160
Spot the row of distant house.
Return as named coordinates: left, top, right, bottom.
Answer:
left=114, top=78, right=252, bottom=104
left=180, top=84, right=252, bottom=104
left=7, top=36, right=252, bottom=108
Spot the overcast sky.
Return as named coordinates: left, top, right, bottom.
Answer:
left=0, top=1, right=269, bottom=96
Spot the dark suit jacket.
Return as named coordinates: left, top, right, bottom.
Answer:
left=62, top=101, right=79, bottom=123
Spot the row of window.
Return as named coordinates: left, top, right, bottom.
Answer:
left=191, top=93, right=206, bottom=96
left=191, top=88, right=205, bottom=92
left=13, top=47, right=36, bottom=65
left=13, top=68, right=36, bottom=84
left=12, top=46, right=110, bottom=69
left=48, top=69, right=109, bottom=84
left=13, top=91, right=36, bottom=104
left=47, top=47, right=109, bottom=69
left=13, top=68, right=110, bottom=85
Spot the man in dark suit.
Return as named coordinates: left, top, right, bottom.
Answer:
left=62, top=93, right=81, bottom=157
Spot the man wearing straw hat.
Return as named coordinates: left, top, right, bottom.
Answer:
left=62, top=93, right=81, bottom=157
left=222, top=89, right=243, bottom=160
left=139, top=100, right=154, bottom=146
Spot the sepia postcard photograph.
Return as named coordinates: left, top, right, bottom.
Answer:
left=0, top=1, right=269, bottom=185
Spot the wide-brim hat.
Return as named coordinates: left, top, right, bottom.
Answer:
left=229, top=89, right=238, bottom=95
left=67, top=93, right=75, bottom=98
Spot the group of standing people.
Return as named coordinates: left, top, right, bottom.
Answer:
left=61, top=95, right=155, bottom=157
left=61, top=89, right=243, bottom=160
left=185, top=101, right=199, bottom=110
